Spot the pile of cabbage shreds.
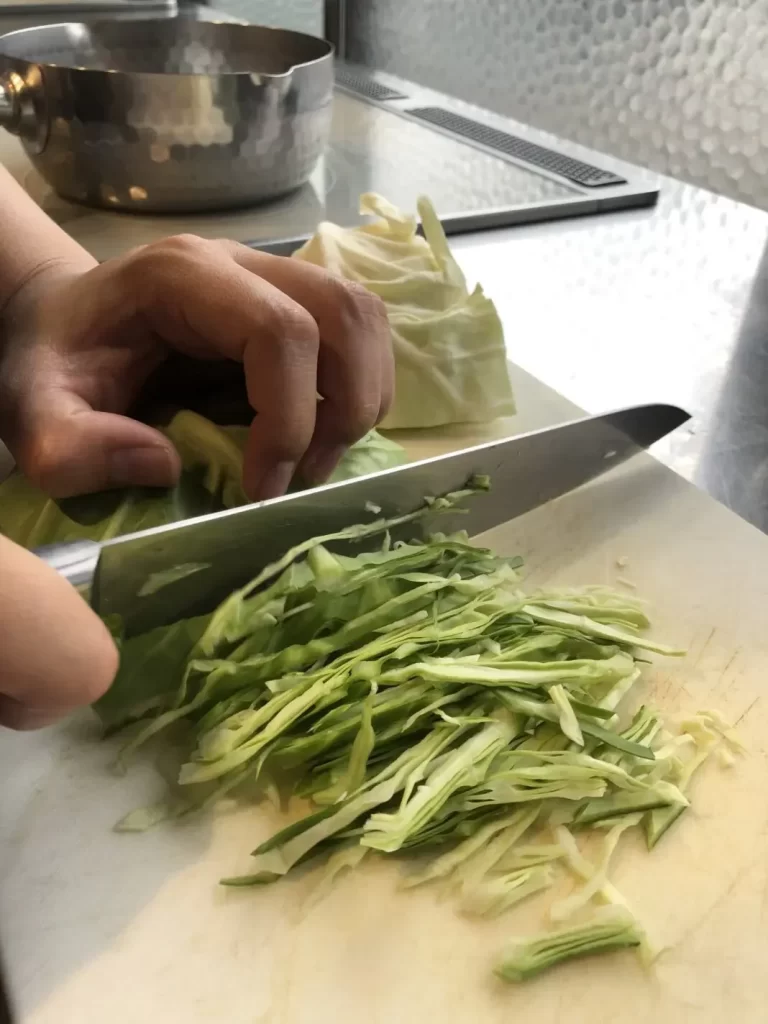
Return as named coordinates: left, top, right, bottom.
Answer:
left=110, top=478, right=743, bottom=985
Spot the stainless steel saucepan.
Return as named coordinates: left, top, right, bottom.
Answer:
left=0, top=19, right=333, bottom=212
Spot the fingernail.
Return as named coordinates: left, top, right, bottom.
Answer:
left=301, top=445, right=347, bottom=486
left=108, top=447, right=176, bottom=489
left=252, top=461, right=297, bottom=500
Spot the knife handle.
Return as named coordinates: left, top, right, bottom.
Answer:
left=35, top=539, right=100, bottom=603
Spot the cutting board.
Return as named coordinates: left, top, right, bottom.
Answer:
left=1, top=369, right=767, bottom=1024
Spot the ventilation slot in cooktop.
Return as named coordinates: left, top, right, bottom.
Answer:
left=334, top=67, right=408, bottom=102
left=405, top=107, right=627, bottom=188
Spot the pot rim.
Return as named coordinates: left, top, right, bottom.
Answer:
left=0, top=18, right=335, bottom=80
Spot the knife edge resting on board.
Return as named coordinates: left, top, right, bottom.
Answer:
left=36, top=403, right=688, bottom=637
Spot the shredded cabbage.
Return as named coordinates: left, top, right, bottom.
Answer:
left=496, top=906, right=644, bottom=983
left=461, top=865, right=554, bottom=918
left=100, top=481, right=741, bottom=988
left=550, top=816, right=640, bottom=922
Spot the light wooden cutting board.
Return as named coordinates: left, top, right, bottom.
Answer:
left=1, top=369, right=767, bottom=1024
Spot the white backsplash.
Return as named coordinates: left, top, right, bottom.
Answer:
left=209, top=0, right=322, bottom=34
left=347, top=0, right=768, bottom=213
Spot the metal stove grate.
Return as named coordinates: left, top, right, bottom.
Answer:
left=405, top=107, right=627, bottom=188
left=334, top=67, right=408, bottom=102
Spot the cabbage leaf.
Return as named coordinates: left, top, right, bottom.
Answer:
left=293, top=193, right=516, bottom=429
left=0, top=410, right=406, bottom=549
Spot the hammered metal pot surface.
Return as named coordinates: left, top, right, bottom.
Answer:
left=0, top=19, right=333, bottom=212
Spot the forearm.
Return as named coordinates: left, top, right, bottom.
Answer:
left=0, top=164, right=96, bottom=315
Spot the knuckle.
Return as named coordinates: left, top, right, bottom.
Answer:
left=273, top=436, right=310, bottom=463
left=211, top=237, right=243, bottom=255
left=262, top=301, right=320, bottom=351
left=157, top=233, right=210, bottom=256
left=121, top=242, right=149, bottom=262
left=120, top=243, right=163, bottom=285
left=125, top=234, right=209, bottom=279
left=18, top=433, right=65, bottom=493
left=267, top=419, right=315, bottom=462
left=338, top=280, right=388, bottom=324
left=350, top=403, right=380, bottom=439
left=333, top=394, right=381, bottom=443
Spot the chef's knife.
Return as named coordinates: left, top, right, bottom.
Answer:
left=37, top=404, right=688, bottom=637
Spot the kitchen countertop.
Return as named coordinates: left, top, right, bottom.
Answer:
left=449, top=176, right=768, bottom=536
left=2, top=77, right=768, bottom=533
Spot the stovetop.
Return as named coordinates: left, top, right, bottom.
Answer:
left=1, top=61, right=660, bottom=262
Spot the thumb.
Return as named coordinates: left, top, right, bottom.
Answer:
left=0, top=534, right=119, bottom=729
left=17, top=400, right=181, bottom=498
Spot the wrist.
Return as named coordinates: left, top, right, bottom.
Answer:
left=0, top=165, right=97, bottom=328
left=0, top=255, right=94, bottom=334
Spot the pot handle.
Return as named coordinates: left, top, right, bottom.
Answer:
left=0, top=70, right=48, bottom=152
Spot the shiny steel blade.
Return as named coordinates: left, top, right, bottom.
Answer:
left=38, top=403, right=688, bottom=635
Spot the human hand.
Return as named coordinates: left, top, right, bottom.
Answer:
left=0, top=235, right=393, bottom=500
left=0, top=533, right=117, bottom=729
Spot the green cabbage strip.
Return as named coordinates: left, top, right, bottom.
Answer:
left=362, top=718, right=519, bottom=853
left=461, top=865, right=554, bottom=918
left=644, top=710, right=745, bottom=848
left=496, top=907, right=644, bottom=983
left=549, top=816, right=641, bottom=922
left=400, top=809, right=534, bottom=891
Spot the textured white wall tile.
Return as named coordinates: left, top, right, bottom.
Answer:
left=348, top=0, right=768, bottom=210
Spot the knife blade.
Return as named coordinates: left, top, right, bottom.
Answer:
left=36, top=403, right=688, bottom=636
